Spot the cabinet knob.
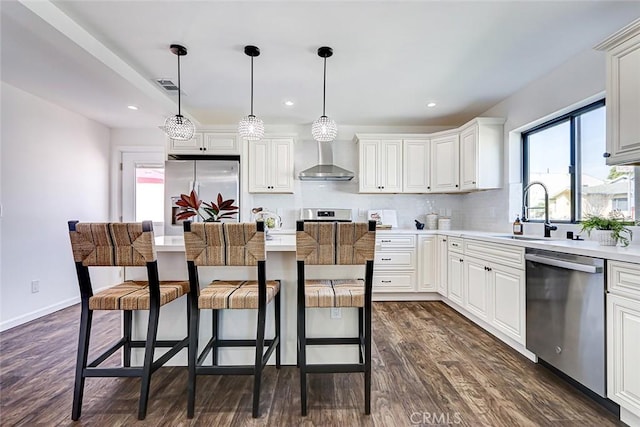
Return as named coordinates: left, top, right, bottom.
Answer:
left=455, top=184, right=459, bottom=188
left=603, top=152, right=611, bottom=158
left=427, top=186, right=431, bottom=190
left=203, top=147, right=207, bottom=151
left=381, top=258, right=392, bottom=261
left=381, top=280, right=392, bottom=283
left=459, top=258, right=463, bottom=262
left=472, top=181, right=476, bottom=184
left=199, top=147, right=203, bottom=151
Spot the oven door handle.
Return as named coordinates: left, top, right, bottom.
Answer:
left=525, top=254, right=602, bottom=274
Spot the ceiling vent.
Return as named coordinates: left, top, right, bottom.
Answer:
left=156, top=79, right=179, bottom=91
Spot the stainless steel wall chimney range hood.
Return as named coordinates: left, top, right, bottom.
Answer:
left=298, top=141, right=354, bottom=181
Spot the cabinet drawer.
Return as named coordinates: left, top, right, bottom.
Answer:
left=374, top=250, right=415, bottom=270
left=377, top=234, right=416, bottom=248
left=609, top=260, right=640, bottom=299
left=373, top=272, right=416, bottom=292
left=464, top=239, right=524, bottom=269
left=448, top=237, right=464, bottom=253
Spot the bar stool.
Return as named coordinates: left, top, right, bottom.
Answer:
left=296, top=220, right=376, bottom=415
left=67, top=221, right=190, bottom=420
left=183, top=221, right=281, bottom=418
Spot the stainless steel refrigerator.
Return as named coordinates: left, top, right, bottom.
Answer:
left=164, top=157, right=240, bottom=235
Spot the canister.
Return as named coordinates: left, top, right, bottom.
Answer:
left=438, top=217, right=451, bottom=230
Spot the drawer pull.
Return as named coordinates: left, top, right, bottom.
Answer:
left=451, top=243, right=459, bottom=247
left=381, top=258, right=392, bottom=261
left=381, top=240, right=391, bottom=243
left=381, top=280, right=392, bottom=283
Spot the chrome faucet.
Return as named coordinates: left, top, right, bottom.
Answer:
left=522, top=181, right=558, bottom=238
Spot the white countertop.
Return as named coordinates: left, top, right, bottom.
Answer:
left=156, top=229, right=640, bottom=264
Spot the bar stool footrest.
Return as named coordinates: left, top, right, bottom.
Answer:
left=305, top=363, right=366, bottom=374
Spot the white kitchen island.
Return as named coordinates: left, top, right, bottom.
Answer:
left=127, top=233, right=363, bottom=366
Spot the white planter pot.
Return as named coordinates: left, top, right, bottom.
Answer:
left=593, top=229, right=618, bottom=246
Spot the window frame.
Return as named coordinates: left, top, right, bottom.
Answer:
left=522, top=99, right=606, bottom=224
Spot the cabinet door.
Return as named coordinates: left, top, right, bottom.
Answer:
left=437, top=236, right=448, bottom=296
left=248, top=139, right=270, bottom=192
left=359, top=140, right=380, bottom=192
left=169, top=133, right=203, bottom=153
left=606, top=36, right=640, bottom=165
left=607, top=294, right=640, bottom=415
left=491, top=263, right=525, bottom=343
left=403, top=139, right=431, bottom=193
left=418, top=236, right=436, bottom=292
left=270, top=138, right=294, bottom=192
left=459, top=125, right=478, bottom=191
left=464, top=257, right=489, bottom=320
left=379, top=140, right=403, bottom=192
left=447, top=253, right=464, bottom=305
left=431, top=133, right=460, bottom=192
left=204, top=133, right=239, bottom=154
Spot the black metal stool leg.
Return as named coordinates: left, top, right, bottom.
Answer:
left=275, top=287, right=281, bottom=368
left=72, top=304, right=92, bottom=421
left=358, top=307, right=364, bottom=364
left=212, top=309, right=219, bottom=366
left=364, top=302, right=372, bottom=415
left=298, top=306, right=307, bottom=416
left=123, top=310, right=132, bottom=367
left=187, top=296, right=199, bottom=418
left=138, top=302, right=160, bottom=420
left=252, top=301, right=267, bottom=418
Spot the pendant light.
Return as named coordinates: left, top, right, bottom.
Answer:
left=238, top=45, right=265, bottom=141
left=312, top=46, right=337, bottom=142
left=164, top=44, right=195, bottom=141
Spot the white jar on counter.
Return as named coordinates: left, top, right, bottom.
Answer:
left=438, top=217, right=451, bottom=230
left=426, top=213, right=438, bottom=230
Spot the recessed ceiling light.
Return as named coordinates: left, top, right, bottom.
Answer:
left=427, top=102, right=436, bottom=108
left=127, top=105, right=139, bottom=110
left=283, top=100, right=294, bottom=107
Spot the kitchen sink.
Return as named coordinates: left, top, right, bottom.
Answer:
left=491, top=234, right=548, bottom=241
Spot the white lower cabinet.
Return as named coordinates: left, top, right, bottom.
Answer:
left=607, top=259, right=640, bottom=419
left=447, top=252, right=464, bottom=305
left=491, top=263, right=525, bottom=343
left=463, top=256, right=490, bottom=321
left=437, top=236, right=448, bottom=296
left=418, top=236, right=437, bottom=292
left=373, top=234, right=417, bottom=293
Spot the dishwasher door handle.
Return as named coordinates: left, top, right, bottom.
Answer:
left=525, top=254, right=602, bottom=274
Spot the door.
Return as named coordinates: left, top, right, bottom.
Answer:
left=437, top=236, right=448, bottom=295
left=379, top=140, right=403, bottom=192
left=195, top=160, right=240, bottom=222
left=270, top=138, right=294, bottom=192
left=418, top=236, right=436, bottom=292
left=359, top=140, right=380, bottom=192
left=431, top=133, right=460, bottom=192
left=460, top=125, right=478, bottom=191
left=121, top=151, right=165, bottom=230
left=403, top=139, right=430, bottom=192
left=464, top=257, right=489, bottom=320
left=248, top=139, right=270, bottom=192
left=169, top=133, right=203, bottom=153
left=492, top=263, right=525, bottom=343
left=448, top=253, right=464, bottom=305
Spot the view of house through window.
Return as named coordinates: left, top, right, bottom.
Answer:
left=135, top=166, right=165, bottom=223
left=523, top=100, right=636, bottom=223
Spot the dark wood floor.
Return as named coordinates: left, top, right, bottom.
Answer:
left=0, top=302, right=621, bottom=426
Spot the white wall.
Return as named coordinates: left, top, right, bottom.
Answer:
left=462, top=48, right=608, bottom=233
left=0, top=82, right=112, bottom=330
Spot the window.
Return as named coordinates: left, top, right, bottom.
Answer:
left=134, top=166, right=164, bottom=223
left=523, top=99, right=636, bottom=223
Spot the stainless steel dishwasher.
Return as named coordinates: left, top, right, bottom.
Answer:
left=525, top=248, right=606, bottom=397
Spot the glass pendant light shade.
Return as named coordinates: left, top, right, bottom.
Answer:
left=238, top=45, right=264, bottom=141
left=313, top=46, right=337, bottom=142
left=164, top=114, right=195, bottom=141
left=164, top=44, right=196, bottom=141
left=312, top=115, right=338, bottom=142
left=238, top=114, right=265, bottom=141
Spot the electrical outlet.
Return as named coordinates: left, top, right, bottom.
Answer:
left=31, top=280, right=40, bottom=293
left=330, top=308, right=342, bottom=319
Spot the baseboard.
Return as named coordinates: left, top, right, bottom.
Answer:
left=373, top=292, right=443, bottom=302
left=0, top=285, right=111, bottom=332
left=621, top=406, right=640, bottom=427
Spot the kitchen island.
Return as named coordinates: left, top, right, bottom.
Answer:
left=127, top=233, right=364, bottom=366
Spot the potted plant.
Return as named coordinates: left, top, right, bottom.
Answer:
left=580, top=214, right=633, bottom=247
left=175, top=190, right=238, bottom=222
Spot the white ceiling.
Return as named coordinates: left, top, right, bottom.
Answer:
left=2, top=1, right=640, bottom=130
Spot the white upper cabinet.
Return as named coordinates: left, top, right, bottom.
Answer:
left=248, top=138, right=294, bottom=193
left=403, top=139, right=431, bottom=193
left=431, top=132, right=460, bottom=192
left=459, top=118, right=504, bottom=191
left=168, top=132, right=240, bottom=155
left=595, top=19, right=640, bottom=165
left=357, top=139, right=403, bottom=193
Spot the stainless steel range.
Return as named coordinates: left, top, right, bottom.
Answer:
left=299, top=208, right=352, bottom=222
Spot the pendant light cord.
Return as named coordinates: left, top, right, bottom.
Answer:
left=322, top=57, right=327, bottom=116
left=177, top=53, right=182, bottom=117
left=250, top=55, right=254, bottom=116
